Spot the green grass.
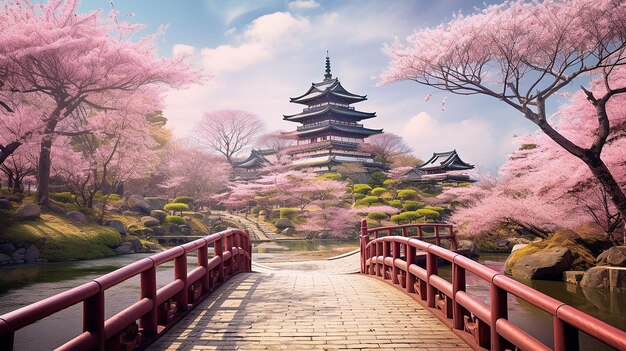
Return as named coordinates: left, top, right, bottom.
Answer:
left=2, top=213, right=122, bottom=261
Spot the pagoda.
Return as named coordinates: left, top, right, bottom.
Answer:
left=283, top=55, right=383, bottom=172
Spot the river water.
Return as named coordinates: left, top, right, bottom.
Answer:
left=0, top=245, right=624, bottom=350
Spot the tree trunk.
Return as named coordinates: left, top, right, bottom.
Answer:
left=37, top=137, right=53, bottom=205
left=0, top=141, right=22, bottom=165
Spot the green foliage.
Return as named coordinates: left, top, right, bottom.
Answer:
left=390, top=214, right=403, bottom=224
left=250, top=205, right=262, bottom=215
left=388, top=200, right=402, bottom=209
left=280, top=208, right=298, bottom=219
left=354, top=193, right=365, bottom=200
left=423, top=205, right=444, bottom=213
left=414, top=208, right=440, bottom=219
left=383, top=179, right=399, bottom=188
left=353, top=184, right=372, bottom=195
left=164, top=203, right=189, bottom=214
left=355, top=196, right=379, bottom=206
left=164, top=215, right=185, bottom=225
left=400, top=211, right=422, bottom=222
left=319, top=173, right=343, bottom=181
left=397, top=189, right=417, bottom=200
left=367, top=212, right=388, bottom=220
left=370, top=187, right=387, bottom=196
left=50, top=192, right=74, bottom=203
left=367, top=171, right=387, bottom=187
left=402, top=200, right=423, bottom=211
left=172, top=196, right=193, bottom=204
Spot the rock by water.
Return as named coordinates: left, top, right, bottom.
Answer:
left=510, top=246, right=574, bottom=281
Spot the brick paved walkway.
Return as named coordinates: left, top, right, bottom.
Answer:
left=149, top=254, right=470, bottom=351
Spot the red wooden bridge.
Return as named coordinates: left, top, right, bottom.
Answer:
left=1, top=221, right=625, bottom=351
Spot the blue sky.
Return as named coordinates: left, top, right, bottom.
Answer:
left=80, top=0, right=541, bottom=171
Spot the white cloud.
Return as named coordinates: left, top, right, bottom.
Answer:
left=224, top=27, right=237, bottom=36
left=201, top=12, right=310, bottom=74
left=224, top=3, right=265, bottom=25
left=400, top=112, right=506, bottom=170
left=288, top=0, right=320, bottom=10
left=172, top=44, right=195, bottom=58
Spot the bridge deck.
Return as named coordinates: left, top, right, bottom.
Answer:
left=149, top=254, right=470, bottom=351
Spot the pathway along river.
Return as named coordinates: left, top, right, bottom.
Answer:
left=0, top=242, right=624, bottom=350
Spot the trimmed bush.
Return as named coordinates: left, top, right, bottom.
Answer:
left=164, top=203, right=189, bottom=215
left=400, top=211, right=422, bottom=222
left=250, top=205, right=262, bottom=215
left=164, top=215, right=185, bottom=225
left=367, top=212, right=388, bottom=220
left=423, top=205, right=444, bottom=213
left=370, top=187, right=387, bottom=196
left=353, top=184, right=372, bottom=195
left=280, top=208, right=298, bottom=219
left=414, top=208, right=440, bottom=220
left=50, top=192, right=74, bottom=203
left=397, top=189, right=417, bottom=200
left=320, top=173, right=342, bottom=181
left=354, top=193, right=365, bottom=200
left=172, top=196, right=193, bottom=204
left=402, top=200, right=423, bottom=211
left=390, top=214, right=404, bottom=224
left=359, top=196, right=380, bottom=205
left=383, top=179, right=398, bottom=187
left=388, top=200, right=402, bottom=209
left=367, top=171, right=387, bottom=187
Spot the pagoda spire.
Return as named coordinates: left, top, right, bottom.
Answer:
left=324, top=51, right=332, bottom=80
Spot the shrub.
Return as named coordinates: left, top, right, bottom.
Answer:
left=353, top=184, right=372, bottom=195
left=370, top=187, right=387, bottom=196
left=423, top=205, right=444, bottom=213
left=383, top=179, right=398, bottom=187
left=402, top=200, right=423, bottom=211
left=367, top=212, right=388, bottom=220
left=354, top=193, right=366, bottom=200
left=164, top=203, right=189, bottom=215
left=400, top=211, right=422, bottom=222
left=320, top=173, right=342, bottom=181
left=367, top=171, right=387, bottom=187
left=397, top=189, right=417, bottom=200
left=280, top=208, right=298, bottom=219
left=50, top=192, right=74, bottom=203
left=359, top=196, right=380, bottom=205
left=250, top=205, right=262, bottom=215
left=172, top=196, right=193, bottom=204
left=414, top=208, right=440, bottom=220
left=390, top=214, right=404, bottom=224
left=388, top=200, right=402, bottom=209
left=164, top=215, right=185, bottom=225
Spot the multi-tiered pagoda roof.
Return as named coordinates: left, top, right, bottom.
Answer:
left=404, top=150, right=476, bottom=184
left=283, top=55, right=383, bottom=172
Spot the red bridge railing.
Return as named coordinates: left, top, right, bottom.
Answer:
left=359, top=219, right=626, bottom=351
left=0, top=228, right=251, bottom=351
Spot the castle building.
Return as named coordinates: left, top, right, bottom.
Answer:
left=282, top=55, right=383, bottom=172
left=404, top=150, right=476, bottom=184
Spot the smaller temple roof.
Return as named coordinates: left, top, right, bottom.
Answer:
left=416, top=150, right=474, bottom=171
left=290, top=79, right=367, bottom=105
left=283, top=106, right=376, bottom=122
left=232, top=149, right=273, bottom=168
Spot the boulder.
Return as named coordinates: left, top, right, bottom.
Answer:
left=510, top=246, right=574, bottom=281
left=457, top=239, right=479, bottom=257
left=122, top=210, right=136, bottom=216
left=563, top=271, right=585, bottom=285
left=0, top=253, right=11, bottom=264
left=596, top=246, right=626, bottom=267
left=105, top=219, right=126, bottom=234
left=192, top=212, right=205, bottom=219
left=280, top=227, right=297, bottom=236
left=151, top=226, right=164, bottom=236
left=0, top=199, right=11, bottom=210
left=166, top=224, right=179, bottom=234
left=7, top=194, right=23, bottom=203
left=179, top=225, right=191, bottom=235
left=140, top=216, right=160, bottom=227
left=128, top=238, right=143, bottom=252
left=115, top=242, right=133, bottom=255
left=144, top=197, right=168, bottom=211
left=573, top=223, right=614, bottom=255
left=15, top=203, right=41, bottom=220
left=127, top=195, right=150, bottom=214
left=66, top=211, right=88, bottom=223
left=24, top=245, right=40, bottom=261
left=275, top=218, right=293, bottom=231
left=11, top=248, right=26, bottom=261
left=511, top=244, right=528, bottom=253
left=183, top=216, right=191, bottom=222
left=149, top=210, right=167, bottom=222
left=580, top=266, right=626, bottom=291
left=0, top=243, right=16, bottom=255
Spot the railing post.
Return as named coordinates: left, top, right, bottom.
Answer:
left=406, top=244, right=416, bottom=294
left=243, top=230, right=251, bottom=272
left=225, top=234, right=233, bottom=275
left=554, top=317, right=579, bottom=351
left=0, top=329, right=13, bottom=351
left=360, top=219, right=368, bottom=274
left=140, top=265, right=158, bottom=338
left=215, top=236, right=225, bottom=282
left=392, top=241, right=400, bottom=285
left=452, top=259, right=465, bottom=330
left=426, top=248, right=438, bottom=308
left=198, top=242, right=210, bottom=294
left=401, top=227, right=407, bottom=237
left=383, top=240, right=391, bottom=280
left=417, top=226, right=422, bottom=239
left=83, top=290, right=105, bottom=350
left=449, top=225, right=458, bottom=251
left=435, top=226, right=441, bottom=247
left=490, top=278, right=507, bottom=351
left=376, top=241, right=383, bottom=277
left=175, top=254, right=188, bottom=312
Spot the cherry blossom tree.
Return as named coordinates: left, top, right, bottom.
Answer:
left=257, top=131, right=294, bottom=162
left=0, top=0, right=196, bottom=204
left=194, top=109, right=264, bottom=165
left=381, top=0, right=626, bottom=233
left=360, top=132, right=412, bottom=168
left=297, top=207, right=357, bottom=239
